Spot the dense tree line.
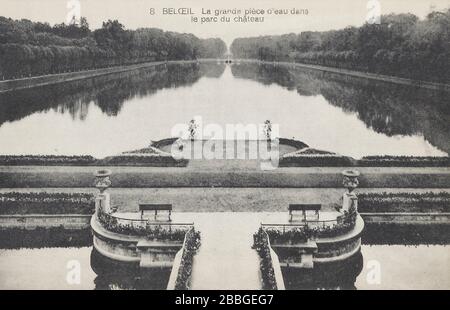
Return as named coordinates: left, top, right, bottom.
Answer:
left=0, top=17, right=227, bottom=79
left=230, top=10, right=450, bottom=83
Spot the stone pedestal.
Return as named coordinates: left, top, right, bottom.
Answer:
left=95, top=192, right=111, bottom=214
left=342, top=170, right=360, bottom=213
left=94, top=169, right=112, bottom=214
left=342, top=192, right=358, bottom=213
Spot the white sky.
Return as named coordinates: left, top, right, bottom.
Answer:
left=1, top=0, right=448, bottom=46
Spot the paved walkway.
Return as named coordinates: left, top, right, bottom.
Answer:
left=182, top=212, right=340, bottom=290
left=189, top=213, right=263, bottom=290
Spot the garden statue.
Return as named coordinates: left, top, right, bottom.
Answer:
left=188, top=119, right=198, bottom=141
left=263, top=120, right=272, bottom=141
left=341, top=170, right=360, bottom=213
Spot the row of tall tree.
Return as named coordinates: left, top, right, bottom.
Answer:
left=0, top=17, right=227, bottom=79
left=230, top=10, right=450, bottom=83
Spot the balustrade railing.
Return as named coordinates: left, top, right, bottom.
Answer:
left=261, top=212, right=357, bottom=241
left=97, top=208, right=193, bottom=240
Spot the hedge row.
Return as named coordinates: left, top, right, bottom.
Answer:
left=174, top=228, right=201, bottom=290
left=0, top=192, right=95, bottom=215
left=98, top=154, right=188, bottom=167
left=0, top=154, right=448, bottom=167
left=357, top=156, right=450, bottom=167
left=253, top=227, right=278, bottom=290
left=280, top=154, right=450, bottom=167
left=280, top=154, right=356, bottom=167
left=358, top=192, right=450, bottom=213
left=0, top=155, right=97, bottom=166
left=0, top=154, right=187, bottom=167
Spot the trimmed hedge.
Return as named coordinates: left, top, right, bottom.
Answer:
left=280, top=154, right=356, bottom=167
left=174, top=227, right=201, bottom=290
left=253, top=227, right=278, bottom=290
left=122, top=148, right=159, bottom=155
left=0, top=152, right=448, bottom=168
left=357, top=156, right=450, bottom=167
left=358, top=192, right=450, bottom=213
left=0, top=155, right=97, bottom=166
left=98, top=154, right=188, bottom=167
left=0, top=192, right=95, bottom=215
left=281, top=154, right=450, bottom=167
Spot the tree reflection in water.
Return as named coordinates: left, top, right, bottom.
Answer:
left=0, top=63, right=226, bottom=126
left=0, top=62, right=448, bottom=155
left=231, top=63, right=450, bottom=154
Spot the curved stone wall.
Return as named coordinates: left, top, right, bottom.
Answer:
left=91, top=215, right=184, bottom=268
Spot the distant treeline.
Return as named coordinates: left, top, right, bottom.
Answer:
left=0, top=17, right=227, bottom=79
left=230, top=11, right=450, bottom=83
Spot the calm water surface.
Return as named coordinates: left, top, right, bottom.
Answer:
left=0, top=244, right=448, bottom=290
left=0, top=63, right=448, bottom=158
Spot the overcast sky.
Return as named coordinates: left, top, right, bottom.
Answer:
left=1, top=0, right=448, bottom=45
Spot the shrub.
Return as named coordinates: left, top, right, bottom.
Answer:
left=358, top=192, right=450, bottom=212
left=0, top=192, right=95, bottom=214
left=97, top=210, right=188, bottom=241
left=265, top=211, right=357, bottom=244
left=98, top=154, right=188, bottom=167
left=0, top=155, right=97, bottom=166
left=280, top=153, right=355, bottom=167
left=357, top=156, right=450, bottom=167
left=253, top=227, right=278, bottom=290
left=174, top=228, right=201, bottom=290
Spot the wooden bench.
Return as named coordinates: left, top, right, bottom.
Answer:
left=289, top=204, right=321, bottom=222
left=139, top=204, right=172, bottom=221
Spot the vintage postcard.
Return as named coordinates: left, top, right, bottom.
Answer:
left=0, top=0, right=449, bottom=296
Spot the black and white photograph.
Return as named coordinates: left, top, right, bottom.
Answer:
left=0, top=0, right=449, bottom=295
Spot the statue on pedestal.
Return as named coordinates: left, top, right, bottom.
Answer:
left=94, top=169, right=113, bottom=214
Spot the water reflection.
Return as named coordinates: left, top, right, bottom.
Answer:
left=363, top=223, right=450, bottom=245
left=0, top=227, right=92, bottom=249
left=0, top=63, right=225, bottom=124
left=0, top=62, right=447, bottom=157
left=90, top=248, right=171, bottom=290
left=231, top=63, right=450, bottom=155
left=282, top=251, right=363, bottom=290
left=0, top=226, right=448, bottom=289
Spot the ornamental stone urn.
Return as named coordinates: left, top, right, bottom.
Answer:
left=342, top=170, right=360, bottom=193
left=341, top=170, right=360, bottom=213
left=94, top=169, right=112, bottom=194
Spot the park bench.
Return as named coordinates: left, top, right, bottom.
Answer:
left=289, top=204, right=321, bottom=222
left=139, top=203, right=172, bottom=221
